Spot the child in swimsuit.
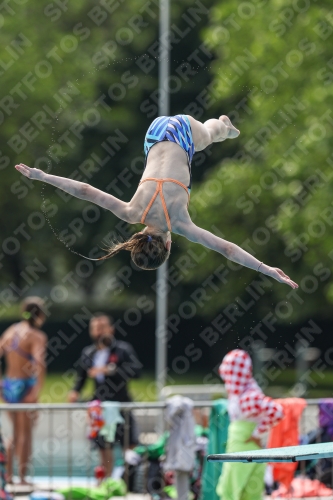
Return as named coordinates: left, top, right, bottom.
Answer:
left=15, top=114, right=298, bottom=288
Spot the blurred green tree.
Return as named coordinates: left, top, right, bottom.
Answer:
left=0, top=0, right=217, bottom=316
left=178, top=0, right=333, bottom=322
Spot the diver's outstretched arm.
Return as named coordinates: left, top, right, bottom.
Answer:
left=176, top=221, right=298, bottom=289
left=15, top=164, right=131, bottom=222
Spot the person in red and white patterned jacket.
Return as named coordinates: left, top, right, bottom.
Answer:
left=216, top=349, right=284, bottom=500
left=219, top=349, right=284, bottom=446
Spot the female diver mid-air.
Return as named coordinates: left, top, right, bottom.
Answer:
left=15, top=114, right=298, bottom=288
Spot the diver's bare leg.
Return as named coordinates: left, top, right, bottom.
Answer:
left=187, top=115, right=240, bottom=152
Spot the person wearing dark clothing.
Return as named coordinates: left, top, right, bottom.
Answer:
left=72, top=339, right=141, bottom=402
left=68, top=314, right=142, bottom=476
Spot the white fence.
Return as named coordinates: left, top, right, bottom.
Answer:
left=0, top=399, right=329, bottom=494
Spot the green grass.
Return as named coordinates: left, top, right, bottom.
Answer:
left=264, top=368, right=333, bottom=398
left=39, top=372, right=220, bottom=403
left=38, top=369, right=333, bottom=403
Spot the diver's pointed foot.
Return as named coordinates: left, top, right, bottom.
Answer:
left=219, top=115, right=240, bottom=138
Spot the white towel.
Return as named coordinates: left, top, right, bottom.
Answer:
left=99, top=401, right=124, bottom=442
left=164, top=395, right=196, bottom=472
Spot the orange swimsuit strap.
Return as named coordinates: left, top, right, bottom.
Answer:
left=139, top=178, right=190, bottom=232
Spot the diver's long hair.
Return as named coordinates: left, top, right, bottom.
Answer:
left=100, top=232, right=170, bottom=270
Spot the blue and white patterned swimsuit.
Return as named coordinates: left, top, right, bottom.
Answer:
left=144, top=115, right=195, bottom=191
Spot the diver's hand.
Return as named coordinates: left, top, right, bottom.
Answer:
left=260, top=264, right=298, bottom=289
left=15, top=163, right=44, bottom=180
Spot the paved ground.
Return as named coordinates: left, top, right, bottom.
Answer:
left=6, top=477, right=333, bottom=500
left=10, top=493, right=150, bottom=500
left=12, top=497, right=149, bottom=500
left=6, top=478, right=333, bottom=500
left=9, top=493, right=333, bottom=500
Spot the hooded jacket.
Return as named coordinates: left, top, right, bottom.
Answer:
left=219, top=349, right=284, bottom=438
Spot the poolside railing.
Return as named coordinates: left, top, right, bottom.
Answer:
left=0, top=399, right=328, bottom=494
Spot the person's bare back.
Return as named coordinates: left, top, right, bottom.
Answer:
left=0, top=322, right=46, bottom=379
left=127, top=114, right=240, bottom=229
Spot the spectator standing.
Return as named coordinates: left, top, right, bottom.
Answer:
left=217, top=349, right=284, bottom=500
left=0, top=297, right=47, bottom=486
left=68, top=313, right=142, bottom=476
